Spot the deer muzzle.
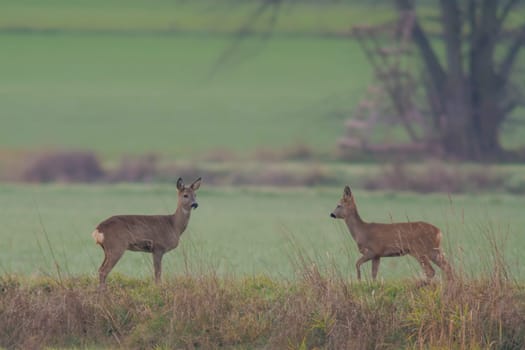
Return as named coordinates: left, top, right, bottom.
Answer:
left=191, top=202, right=199, bottom=209
left=330, top=213, right=336, bottom=218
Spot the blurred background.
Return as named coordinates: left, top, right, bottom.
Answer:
left=1, top=0, right=525, bottom=188
left=1, top=0, right=525, bottom=279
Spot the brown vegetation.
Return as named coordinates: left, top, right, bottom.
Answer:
left=252, top=144, right=315, bottom=162
left=231, top=166, right=335, bottom=187
left=22, top=151, right=105, bottom=183
left=1, top=250, right=524, bottom=349
left=107, top=154, right=159, bottom=183
left=6, top=149, right=337, bottom=187
left=364, top=161, right=505, bottom=193
left=5, top=150, right=525, bottom=194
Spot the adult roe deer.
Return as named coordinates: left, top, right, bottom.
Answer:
left=330, top=185, right=453, bottom=281
left=91, top=177, right=201, bottom=289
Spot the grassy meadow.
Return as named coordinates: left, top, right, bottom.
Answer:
left=0, top=0, right=380, bottom=159
left=0, top=32, right=365, bottom=158
left=1, top=184, right=523, bottom=281
left=2, top=184, right=525, bottom=349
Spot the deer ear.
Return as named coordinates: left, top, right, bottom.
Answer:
left=176, top=177, right=185, bottom=191
left=344, top=185, right=352, bottom=197
left=190, top=177, right=202, bottom=191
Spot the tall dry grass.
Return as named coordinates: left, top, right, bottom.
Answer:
left=1, top=226, right=524, bottom=349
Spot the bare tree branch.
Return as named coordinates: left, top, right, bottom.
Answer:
left=394, top=0, right=446, bottom=96
left=497, top=0, right=520, bottom=31
left=481, top=0, right=499, bottom=34
left=208, top=0, right=283, bottom=77
left=499, top=23, right=525, bottom=82
left=440, top=0, right=464, bottom=78
left=467, top=0, right=477, bottom=36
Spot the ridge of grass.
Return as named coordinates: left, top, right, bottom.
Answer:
left=1, top=271, right=524, bottom=349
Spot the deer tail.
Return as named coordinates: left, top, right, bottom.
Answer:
left=92, top=229, right=104, bottom=245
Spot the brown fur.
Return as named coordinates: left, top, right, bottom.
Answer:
left=92, top=177, right=201, bottom=289
left=330, top=185, right=453, bottom=281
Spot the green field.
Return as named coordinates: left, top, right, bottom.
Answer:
left=0, top=32, right=367, bottom=158
left=0, top=0, right=381, bottom=159
left=0, top=0, right=398, bottom=34
left=1, top=185, right=523, bottom=281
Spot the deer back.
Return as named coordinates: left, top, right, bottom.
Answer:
left=96, top=214, right=180, bottom=252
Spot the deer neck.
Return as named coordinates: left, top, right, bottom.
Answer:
left=344, top=208, right=367, bottom=242
left=173, top=206, right=191, bottom=235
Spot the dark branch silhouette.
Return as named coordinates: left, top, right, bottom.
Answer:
left=208, top=0, right=283, bottom=77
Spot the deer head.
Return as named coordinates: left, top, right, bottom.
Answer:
left=176, top=177, right=201, bottom=211
left=330, top=185, right=355, bottom=219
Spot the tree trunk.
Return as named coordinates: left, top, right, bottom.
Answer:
left=473, top=97, right=505, bottom=158
left=437, top=110, right=508, bottom=162
left=396, top=0, right=521, bottom=160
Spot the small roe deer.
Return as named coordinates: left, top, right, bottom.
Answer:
left=330, top=185, right=453, bottom=281
left=91, top=177, right=201, bottom=289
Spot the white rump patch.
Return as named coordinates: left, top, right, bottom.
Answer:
left=92, top=229, right=104, bottom=244
left=433, top=230, right=443, bottom=248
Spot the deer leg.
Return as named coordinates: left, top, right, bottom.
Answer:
left=97, top=248, right=108, bottom=289
left=416, top=255, right=435, bottom=280
left=430, top=249, right=454, bottom=280
left=355, top=251, right=374, bottom=281
left=98, top=248, right=125, bottom=289
left=371, top=257, right=381, bottom=280
left=97, top=247, right=108, bottom=277
left=153, top=251, right=164, bottom=284
left=97, top=259, right=108, bottom=290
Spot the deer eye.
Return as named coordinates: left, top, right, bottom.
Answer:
left=183, top=194, right=189, bottom=198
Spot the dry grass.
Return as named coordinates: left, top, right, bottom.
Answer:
left=1, top=275, right=523, bottom=349
left=4, top=149, right=525, bottom=193
left=2, top=149, right=338, bottom=187
left=21, top=151, right=105, bottom=183
left=363, top=161, right=506, bottom=194
left=2, top=249, right=524, bottom=349
left=252, top=144, right=316, bottom=162
left=107, top=154, right=159, bottom=183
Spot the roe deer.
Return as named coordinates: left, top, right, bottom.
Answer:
left=91, top=177, right=201, bottom=289
left=330, top=185, right=453, bottom=281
